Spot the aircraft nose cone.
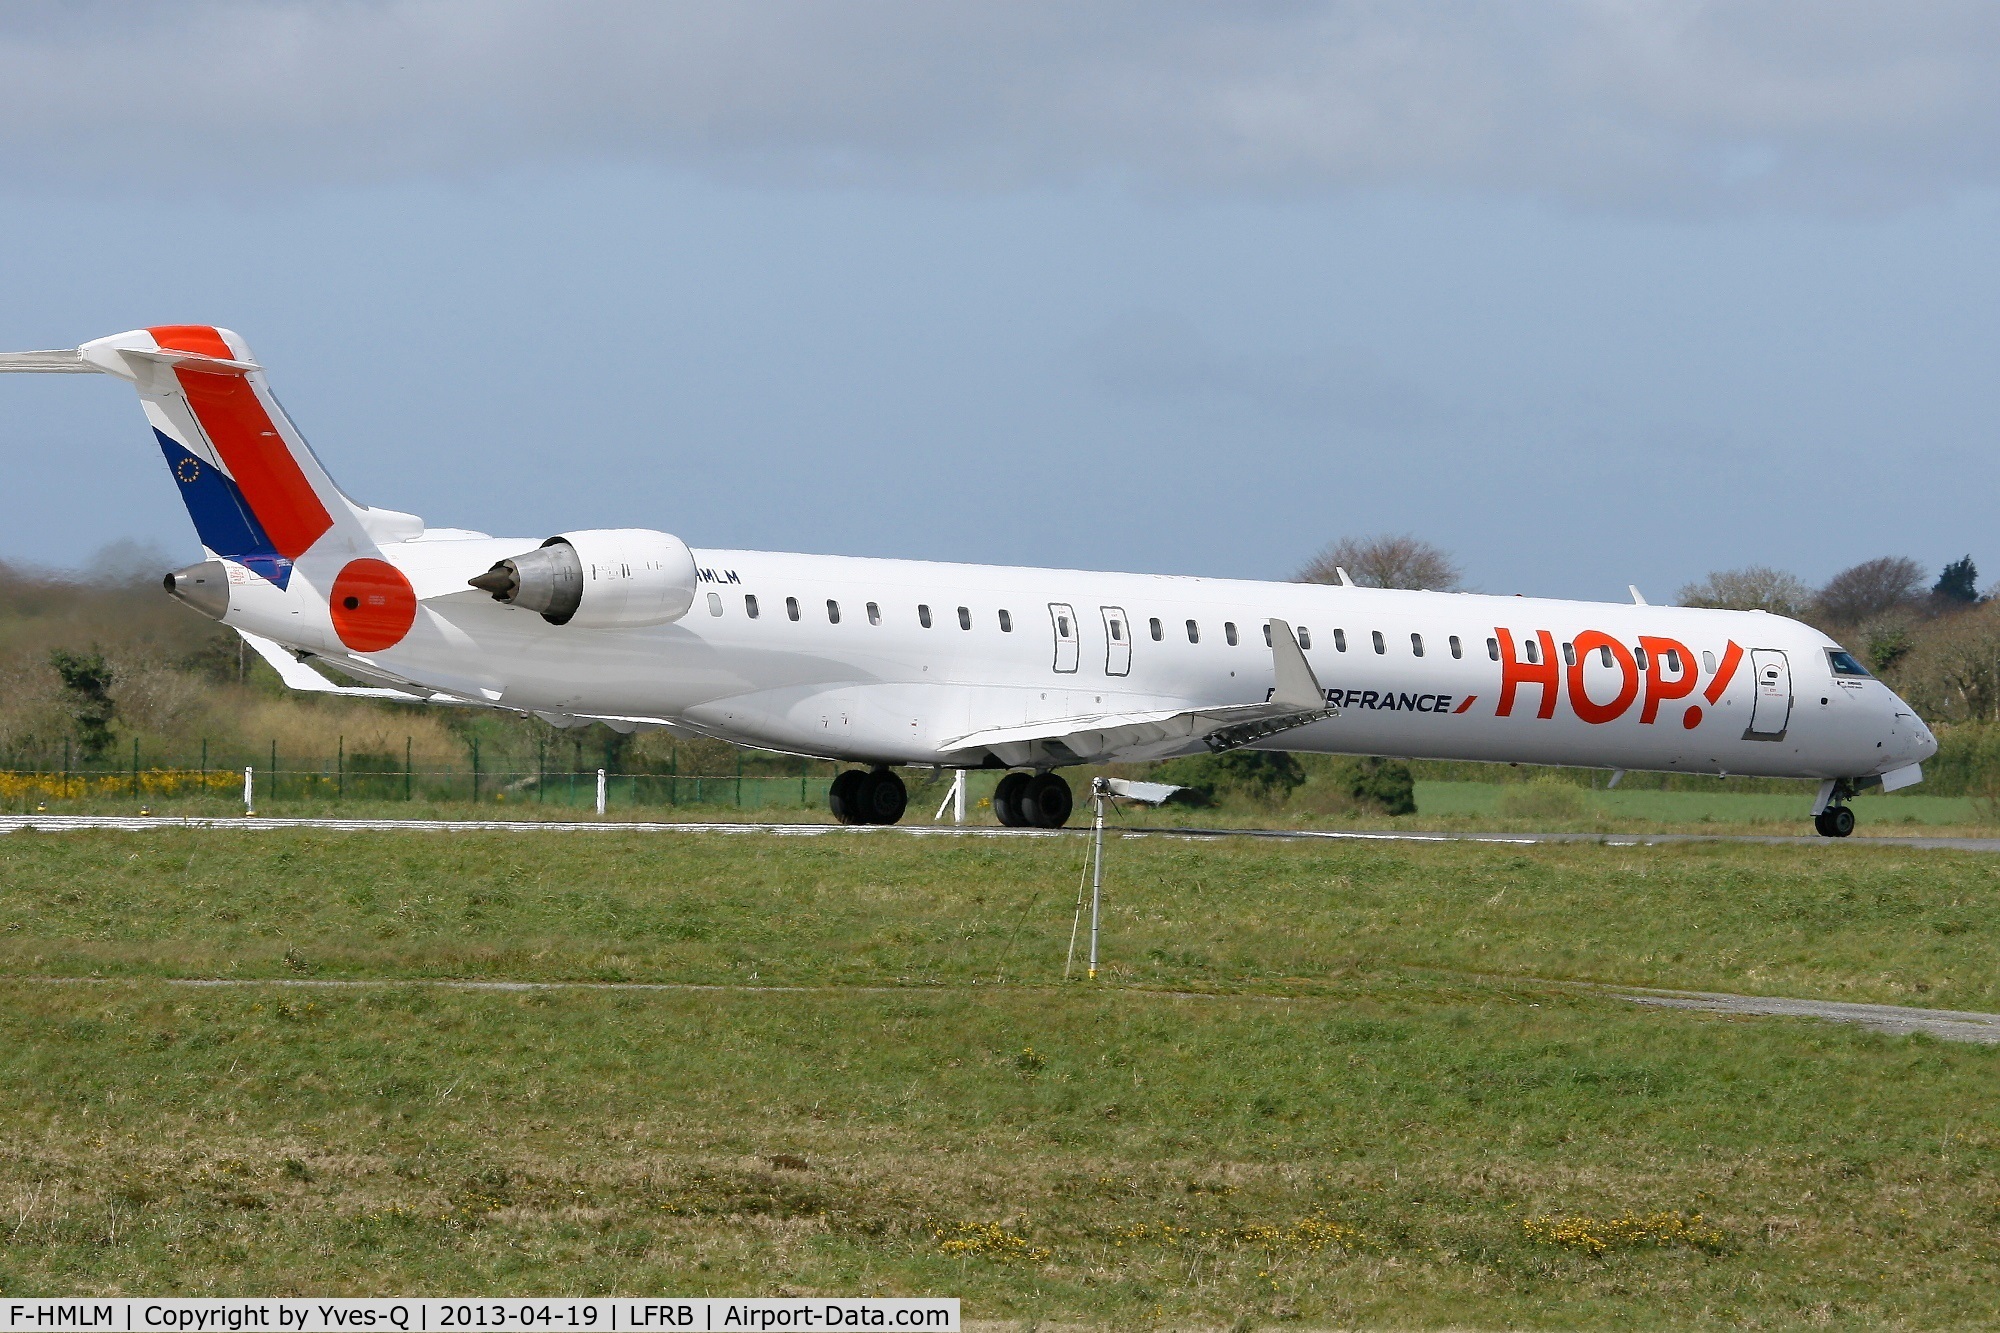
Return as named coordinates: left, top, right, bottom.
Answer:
left=1882, top=694, right=1936, bottom=767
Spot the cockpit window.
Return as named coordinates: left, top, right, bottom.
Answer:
left=1827, top=649, right=1872, bottom=679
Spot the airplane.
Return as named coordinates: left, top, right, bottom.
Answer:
left=0, top=325, right=1936, bottom=836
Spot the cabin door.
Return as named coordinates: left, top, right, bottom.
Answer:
left=1746, top=649, right=1791, bottom=739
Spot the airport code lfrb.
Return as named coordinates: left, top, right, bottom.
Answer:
left=0, top=1303, right=958, bottom=1333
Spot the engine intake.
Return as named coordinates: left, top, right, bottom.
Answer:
left=470, top=529, right=698, bottom=628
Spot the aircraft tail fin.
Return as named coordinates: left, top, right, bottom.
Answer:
left=1, top=326, right=423, bottom=587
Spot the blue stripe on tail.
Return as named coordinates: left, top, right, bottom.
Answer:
left=156, top=430, right=292, bottom=588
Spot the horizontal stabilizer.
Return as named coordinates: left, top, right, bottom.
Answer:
left=0, top=349, right=98, bottom=373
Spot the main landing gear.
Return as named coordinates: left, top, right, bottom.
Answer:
left=829, top=767, right=908, bottom=825
left=992, top=770, right=1074, bottom=829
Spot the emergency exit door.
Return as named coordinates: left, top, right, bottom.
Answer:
left=1101, top=606, right=1131, bottom=676
left=1048, top=603, right=1079, bottom=673
left=1745, top=648, right=1791, bottom=739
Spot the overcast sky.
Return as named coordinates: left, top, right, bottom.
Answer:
left=1, top=2, right=1996, bottom=600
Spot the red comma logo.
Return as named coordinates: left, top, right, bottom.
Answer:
left=328, top=558, right=417, bottom=652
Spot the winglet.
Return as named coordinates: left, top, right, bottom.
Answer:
left=1336, top=566, right=1356, bottom=587
left=1267, top=618, right=1325, bottom=709
left=1629, top=584, right=1647, bottom=605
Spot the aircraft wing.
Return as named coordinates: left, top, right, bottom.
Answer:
left=938, top=618, right=1337, bottom=764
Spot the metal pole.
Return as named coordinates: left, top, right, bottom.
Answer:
left=954, top=770, right=966, bottom=824
left=596, top=767, right=607, bottom=817
left=337, top=734, right=344, bottom=800
left=243, top=765, right=254, bottom=816
left=1088, top=777, right=1106, bottom=980
left=405, top=736, right=413, bottom=802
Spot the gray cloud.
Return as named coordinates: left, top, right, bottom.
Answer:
left=1081, top=311, right=1436, bottom=433
left=2, top=1, right=1998, bottom=209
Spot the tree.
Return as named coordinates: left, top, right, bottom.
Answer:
left=1887, top=602, right=2000, bottom=722
left=1676, top=566, right=1812, bottom=617
left=1300, top=535, right=1461, bottom=591
left=1934, top=555, right=1982, bottom=608
left=48, top=647, right=116, bottom=759
left=1815, top=556, right=1926, bottom=626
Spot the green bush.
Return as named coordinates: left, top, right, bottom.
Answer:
left=1151, top=750, right=1306, bottom=807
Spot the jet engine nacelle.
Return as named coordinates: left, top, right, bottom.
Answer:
left=470, top=528, right=698, bottom=628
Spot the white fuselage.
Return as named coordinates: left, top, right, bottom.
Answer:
left=224, top=536, right=1935, bottom=782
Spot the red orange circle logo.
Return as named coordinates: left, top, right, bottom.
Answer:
left=328, top=558, right=417, bottom=652
left=1682, top=704, right=1703, bottom=730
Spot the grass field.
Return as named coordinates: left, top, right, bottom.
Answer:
left=3, top=774, right=1985, bottom=837
left=3, top=829, right=2000, bottom=1328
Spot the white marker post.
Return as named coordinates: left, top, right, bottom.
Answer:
left=1088, top=776, right=1107, bottom=979
left=596, top=767, right=607, bottom=816
left=933, top=771, right=968, bottom=825
left=242, top=765, right=255, bottom=816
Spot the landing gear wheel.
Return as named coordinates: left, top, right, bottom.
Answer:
left=856, top=768, right=908, bottom=825
left=1021, top=772, right=1074, bottom=829
left=1815, top=805, right=1855, bottom=838
left=992, top=771, right=1031, bottom=827
left=828, top=769, right=868, bottom=825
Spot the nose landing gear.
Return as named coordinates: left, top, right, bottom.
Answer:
left=829, top=767, right=908, bottom=825
left=1813, top=776, right=1866, bottom=838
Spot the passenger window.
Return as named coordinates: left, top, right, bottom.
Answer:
left=1667, top=649, right=1682, bottom=673
left=1411, top=632, right=1424, bottom=657
left=706, top=591, right=723, bottom=617
left=957, top=606, right=971, bottom=630
left=1186, top=620, right=1199, bottom=644
left=1334, top=629, right=1347, bottom=652
left=1599, top=645, right=1613, bottom=668
left=867, top=602, right=881, bottom=625
left=1562, top=641, right=1576, bottom=667
left=1298, top=627, right=1312, bottom=650
left=999, top=609, right=1013, bottom=632
left=1058, top=615, right=1071, bottom=637
left=785, top=596, right=800, bottom=622
left=1486, top=636, right=1499, bottom=661
left=1449, top=635, right=1461, bottom=659
left=1225, top=622, right=1239, bottom=646
left=1149, top=617, right=1162, bottom=641
left=1111, top=619, right=1123, bottom=641
left=1371, top=630, right=1385, bottom=655
left=1635, top=645, right=1648, bottom=670
left=1262, top=623, right=1273, bottom=647
left=744, top=594, right=760, bottom=619
left=826, top=599, right=841, bottom=624
left=919, top=604, right=932, bottom=628
left=1525, top=638, right=1540, bottom=664
left=1702, top=649, right=1716, bottom=673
